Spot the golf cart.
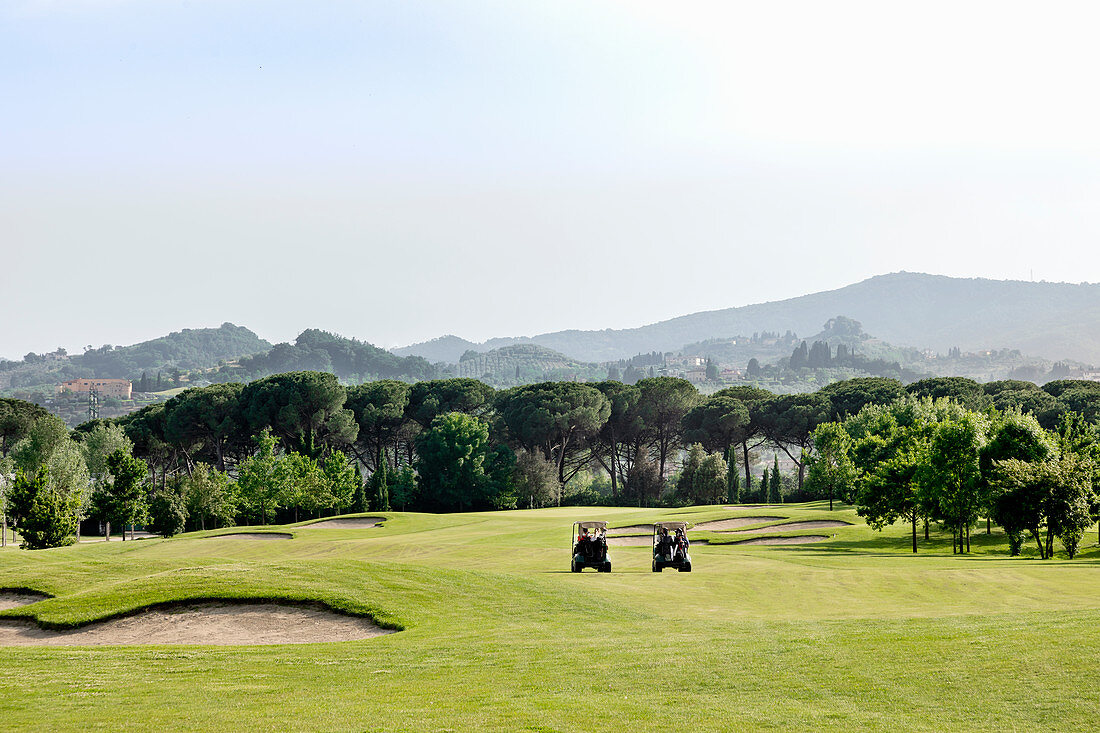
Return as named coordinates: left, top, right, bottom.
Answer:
left=652, top=521, right=692, bottom=572
left=571, top=521, right=611, bottom=573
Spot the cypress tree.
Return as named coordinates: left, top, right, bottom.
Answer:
left=770, top=455, right=782, bottom=503
left=369, top=450, right=390, bottom=512
left=725, top=446, right=740, bottom=504
left=759, top=468, right=768, bottom=503
left=352, top=478, right=369, bottom=513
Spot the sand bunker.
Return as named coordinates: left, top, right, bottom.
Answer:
left=0, top=591, right=49, bottom=611
left=730, top=520, right=850, bottom=533
left=606, top=524, right=653, bottom=536
left=0, top=601, right=392, bottom=646
left=606, top=536, right=653, bottom=546
left=732, top=535, right=829, bottom=545
left=301, top=517, right=383, bottom=529
left=206, top=532, right=292, bottom=540
left=692, top=516, right=786, bottom=531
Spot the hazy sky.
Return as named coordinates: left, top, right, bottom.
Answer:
left=3, top=0, right=1100, bottom=359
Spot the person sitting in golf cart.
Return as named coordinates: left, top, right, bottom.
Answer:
left=674, top=528, right=689, bottom=559
left=656, top=526, right=674, bottom=555
left=572, top=521, right=612, bottom=572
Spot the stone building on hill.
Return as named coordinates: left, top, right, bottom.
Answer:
left=57, top=378, right=132, bottom=399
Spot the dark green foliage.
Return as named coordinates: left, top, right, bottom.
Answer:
left=513, top=449, right=560, bottom=508
left=820, top=377, right=907, bottom=421
left=1054, top=387, right=1100, bottom=424
left=636, top=377, right=699, bottom=479
left=368, top=450, right=390, bottom=512
left=624, top=458, right=661, bottom=507
left=990, top=455, right=1094, bottom=559
left=147, top=488, right=187, bottom=537
left=497, top=381, right=610, bottom=485
left=99, top=448, right=149, bottom=534
left=725, top=446, right=740, bottom=503
left=346, top=380, right=411, bottom=471
left=407, top=378, right=496, bottom=429
left=388, top=465, right=419, bottom=511
left=982, top=380, right=1041, bottom=396
left=12, top=468, right=79, bottom=549
left=756, top=392, right=829, bottom=489
left=1041, top=379, right=1100, bottom=398
left=352, top=479, right=369, bottom=514
left=769, top=455, right=781, bottom=502
left=164, top=383, right=246, bottom=471
left=0, top=398, right=55, bottom=456
left=682, top=396, right=750, bottom=454
left=233, top=329, right=436, bottom=383
left=906, top=377, right=988, bottom=409
left=415, top=413, right=507, bottom=512
left=676, top=444, right=705, bottom=503
left=240, top=371, right=358, bottom=458
left=926, top=414, right=988, bottom=553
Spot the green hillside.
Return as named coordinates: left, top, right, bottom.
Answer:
left=0, top=323, right=271, bottom=392
left=2, top=503, right=1098, bottom=730
left=210, top=329, right=438, bottom=384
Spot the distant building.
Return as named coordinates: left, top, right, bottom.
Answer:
left=57, top=378, right=132, bottom=399
left=685, top=368, right=708, bottom=384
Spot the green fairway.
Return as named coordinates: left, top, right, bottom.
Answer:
left=2, top=502, right=1098, bottom=731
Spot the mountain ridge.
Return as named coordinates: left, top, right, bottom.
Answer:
left=393, top=273, right=1100, bottom=364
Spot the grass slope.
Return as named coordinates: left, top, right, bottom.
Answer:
left=1, top=503, right=1098, bottom=731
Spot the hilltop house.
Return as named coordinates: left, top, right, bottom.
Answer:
left=57, top=378, right=132, bottom=399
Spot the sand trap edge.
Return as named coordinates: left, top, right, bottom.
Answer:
left=299, top=517, right=384, bottom=529
left=0, top=589, right=53, bottom=611
left=721, top=535, right=831, bottom=546
left=0, top=596, right=402, bottom=635
left=203, top=532, right=293, bottom=540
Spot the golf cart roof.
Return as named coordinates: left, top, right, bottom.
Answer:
left=575, top=521, right=608, bottom=529
left=654, top=521, right=688, bottom=530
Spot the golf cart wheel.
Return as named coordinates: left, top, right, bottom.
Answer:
left=652, top=560, right=662, bottom=573
left=571, top=561, right=580, bottom=573
left=679, top=563, right=692, bottom=573
left=599, top=563, right=611, bottom=573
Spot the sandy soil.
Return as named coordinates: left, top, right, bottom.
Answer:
left=301, top=517, right=383, bottom=529
left=732, top=535, right=829, bottom=545
left=729, top=520, right=850, bottom=533
left=692, top=517, right=786, bottom=531
left=0, top=601, right=393, bottom=646
left=0, top=591, right=49, bottom=611
left=606, top=524, right=653, bottom=536
left=205, top=532, right=293, bottom=540
left=606, top=536, right=653, bottom=546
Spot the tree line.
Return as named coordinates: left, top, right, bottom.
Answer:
left=2, top=373, right=1099, bottom=551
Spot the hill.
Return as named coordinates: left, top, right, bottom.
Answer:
left=210, top=329, right=438, bottom=384
left=445, top=343, right=603, bottom=386
left=0, top=323, right=271, bottom=392
left=394, top=273, right=1100, bottom=364
left=392, top=334, right=483, bottom=363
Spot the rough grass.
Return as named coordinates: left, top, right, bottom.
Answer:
left=1, top=502, right=1098, bottom=731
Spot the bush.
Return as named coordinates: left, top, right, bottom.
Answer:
left=148, top=489, right=188, bottom=537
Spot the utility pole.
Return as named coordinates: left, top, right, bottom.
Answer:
left=88, top=386, right=99, bottom=420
